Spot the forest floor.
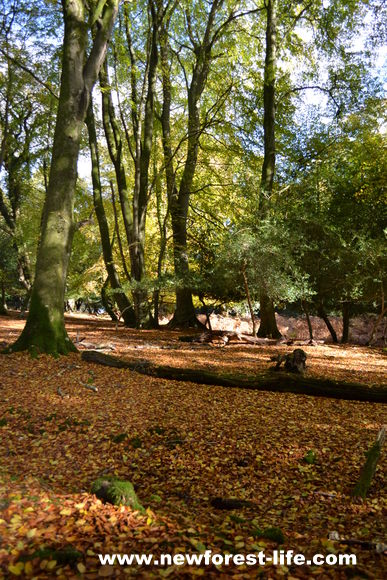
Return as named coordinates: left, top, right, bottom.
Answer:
left=0, top=313, right=386, bottom=579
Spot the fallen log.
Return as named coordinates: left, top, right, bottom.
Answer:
left=81, top=350, right=387, bottom=403
left=179, top=331, right=278, bottom=346
left=352, top=427, right=386, bottom=498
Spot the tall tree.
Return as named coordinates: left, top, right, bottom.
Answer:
left=165, top=0, right=256, bottom=327
left=257, top=0, right=281, bottom=338
left=10, top=0, right=120, bottom=355
left=99, top=0, right=162, bottom=327
left=85, top=99, right=135, bottom=325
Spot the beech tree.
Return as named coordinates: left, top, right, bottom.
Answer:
left=10, top=0, right=120, bottom=355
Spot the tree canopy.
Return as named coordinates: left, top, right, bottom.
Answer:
left=0, top=0, right=385, bottom=351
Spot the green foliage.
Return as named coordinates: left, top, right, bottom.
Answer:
left=205, top=220, right=314, bottom=306
left=0, top=0, right=385, bottom=325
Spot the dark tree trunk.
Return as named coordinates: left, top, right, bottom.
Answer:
left=341, top=301, right=351, bottom=344
left=86, top=100, right=135, bottom=327
left=101, top=278, right=118, bottom=322
left=0, top=280, right=8, bottom=315
left=257, top=0, right=281, bottom=339
left=317, top=303, right=338, bottom=343
left=167, top=3, right=219, bottom=328
left=257, top=290, right=281, bottom=338
left=301, top=300, right=314, bottom=341
left=168, top=97, right=201, bottom=328
left=131, top=2, right=160, bottom=328
left=242, top=264, right=257, bottom=335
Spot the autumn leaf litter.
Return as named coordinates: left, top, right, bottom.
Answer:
left=0, top=315, right=386, bottom=578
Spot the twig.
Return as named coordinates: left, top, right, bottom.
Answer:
left=80, top=382, right=98, bottom=393
left=329, top=531, right=387, bottom=552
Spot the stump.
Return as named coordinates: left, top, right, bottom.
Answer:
left=91, top=477, right=144, bottom=511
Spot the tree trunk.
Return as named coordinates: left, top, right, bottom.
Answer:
left=242, top=264, right=256, bottom=335
left=9, top=0, right=119, bottom=355
left=367, top=284, right=385, bottom=345
left=86, top=100, right=135, bottom=327
left=257, top=0, right=281, bottom=339
left=317, top=303, right=338, bottom=343
left=257, top=291, right=281, bottom=338
left=341, top=301, right=351, bottom=344
left=131, top=2, right=160, bottom=328
left=100, top=61, right=134, bottom=256
left=301, top=300, right=314, bottom=341
left=167, top=4, right=218, bottom=328
left=168, top=100, right=200, bottom=328
left=101, top=278, right=118, bottom=322
left=0, top=280, right=8, bottom=315
left=82, top=350, right=387, bottom=404
left=159, top=26, right=202, bottom=329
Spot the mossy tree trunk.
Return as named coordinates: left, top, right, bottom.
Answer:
left=9, top=0, right=119, bottom=355
left=257, top=0, right=281, bottom=339
left=82, top=350, right=387, bottom=404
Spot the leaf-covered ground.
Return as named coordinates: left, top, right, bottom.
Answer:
left=0, top=314, right=386, bottom=579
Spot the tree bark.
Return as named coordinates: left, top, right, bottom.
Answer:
left=257, top=0, right=281, bottom=339
left=341, top=301, right=351, bottom=343
left=81, top=350, right=387, bottom=403
left=86, top=100, right=135, bottom=326
left=101, top=277, right=118, bottom=322
left=301, top=300, right=314, bottom=341
left=0, top=280, right=8, bottom=315
left=9, top=0, right=119, bottom=355
left=101, top=3, right=160, bottom=328
left=257, top=290, right=281, bottom=339
left=242, top=264, right=256, bottom=335
left=168, top=3, right=221, bottom=328
left=317, top=303, right=338, bottom=343
left=131, top=1, right=160, bottom=327
left=100, top=61, right=134, bottom=258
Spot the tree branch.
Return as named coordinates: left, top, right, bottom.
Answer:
left=0, top=48, right=58, bottom=99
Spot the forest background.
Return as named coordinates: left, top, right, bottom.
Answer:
left=0, top=0, right=385, bottom=352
